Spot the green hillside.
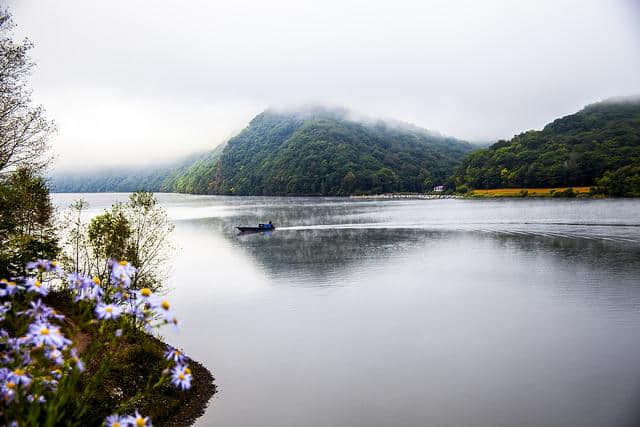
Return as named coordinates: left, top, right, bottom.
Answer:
left=162, top=144, right=226, bottom=193
left=50, top=147, right=224, bottom=193
left=210, top=107, right=472, bottom=195
left=453, top=97, right=640, bottom=192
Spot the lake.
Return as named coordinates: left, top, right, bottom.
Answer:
left=52, top=194, right=640, bottom=427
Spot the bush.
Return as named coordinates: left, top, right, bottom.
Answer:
left=594, top=165, right=640, bottom=197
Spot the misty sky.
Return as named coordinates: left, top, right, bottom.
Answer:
left=8, top=0, right=640, bottom=170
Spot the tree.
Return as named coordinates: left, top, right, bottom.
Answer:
left=61, top=192, right=175, bottom=292
left=124, top=191, right=175, bottom=290
left=0, top=9, right=55, bottom=175
left=453, top=98, right=640, bottom=190
left=0, top=167, right=58, bottom=277
left=594, top=165, right=640, bottom=197
left=87, top=204, right=132, bottom=279
left=0, top=9, right=58, bottom=278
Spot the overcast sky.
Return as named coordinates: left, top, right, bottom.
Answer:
left=8, top=0, right=640, bottom=170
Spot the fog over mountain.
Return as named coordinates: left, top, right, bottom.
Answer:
left=6, top=0, right=640, bottom=170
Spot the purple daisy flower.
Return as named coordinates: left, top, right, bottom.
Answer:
left=8, top=367, right=31, bottom=387
left=67, top=273, right=93, bottom=290
left=0, top=278, right=22, bottom=296
left=70, top=348, right=85, bottom=372
left=26, top=259, right=61, bottom=273
left=25, top=277, right=49, bottom=296
left=164, top=346, right=187, bottom=364
left=27, top=322, right=70, bottom=349
left=105, top=414, right=126, bottom=427
left=95, top=303, right=123, bottom=320
left=109, top=259, right=136, bottom=287
left=1, top=383, right=16, bottom=403
left=124, top=410, right=152, bottom=427
left=171, top=364, right=192, bottom=390
left=45, top=348, right=65, bottom=365
left=22, top=299, right=64, bottom=321
left=74, top=281, right=104, bottom=302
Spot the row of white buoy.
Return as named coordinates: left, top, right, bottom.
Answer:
left=349, top=193, right=462, bottom=200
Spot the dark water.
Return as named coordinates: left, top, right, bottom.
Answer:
left=53, top=194, right=640, bottom=427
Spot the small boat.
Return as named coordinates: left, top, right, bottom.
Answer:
left=237, top=222, right=275, bottom=233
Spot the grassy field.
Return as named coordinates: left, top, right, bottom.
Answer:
left=469, top=186, right=592, bottom=197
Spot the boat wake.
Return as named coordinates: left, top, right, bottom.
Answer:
left=276, top=222, right=640, bottom=244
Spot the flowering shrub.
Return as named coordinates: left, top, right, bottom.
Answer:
left=0, top=259, right=193, bottom=426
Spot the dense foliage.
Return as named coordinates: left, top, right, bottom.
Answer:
left=211, top=107, right=472, bottom=196
left=165, top=144, right=225, bottom=194
left=0, top=168, right=58, bottom=278
left=453, top=98, right=640, bottom=193
left=50, top=107, right=472, bottom=196
left=593, top=164, right=640, bottom=197
left=49, top=99, right=640, bottom=198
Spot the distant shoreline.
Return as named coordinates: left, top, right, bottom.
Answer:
left=49, top=187, right=629, bottom=199
left=467, top=186, right=593, bottom=198
left=350, top=193, right=461, bottom=200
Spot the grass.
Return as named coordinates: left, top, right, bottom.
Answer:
left=469, top=186, right=592, bottom=197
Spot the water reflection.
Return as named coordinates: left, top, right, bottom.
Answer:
left=53, top=194, right=640, bottom=427
left=214, top=216, right=640, bottom=310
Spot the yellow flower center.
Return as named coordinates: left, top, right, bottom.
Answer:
left=141, top=288, right=151, bottom=297
left=51, top=261, right=57, bottom=266
left=113, top=423, right=121, bottom=427
left=184, top=367, right=191, bottom=375
left=13, top=368, right=24, bottom=376
left=119, top=260, right=128, bottom=266
left=6, top=381, right=15, bottom=389
left=92, top=276, right=101, bottom=285
left=0, top=279, right=6, bottom=284
left=136, top=417, right=145, bottom=427
left=178, top=373, right=185, bottom=380
left=105, top=306, right=113, bottom=313
left=8, top=281, right=15, bottom=287
left=161, top=301, right=170, bottom=310
left=40, top=328, right=50, bottom=335
left=34, top=280, right=41, bottom=288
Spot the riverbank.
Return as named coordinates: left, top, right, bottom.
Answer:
left=348, top=187, right=595, bottom=200
left=46, top=291, right=217, bottom=426
left=153, top=340, right=217, bottom=427
left=350, top=193, right=462, bottom=200
left=468, top=186, right=592, bottom=198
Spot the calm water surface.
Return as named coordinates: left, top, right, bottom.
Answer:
left=52, top=194, right=640, bottom=427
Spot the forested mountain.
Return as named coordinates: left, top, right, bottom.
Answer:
left=453, top=97, right=640, bottom=192
left=210, top=107, right=472, bottom=195
left=165, top=144, right=225, bottom=193
left=53, top=99, right=640, bottom=197
left=50, top=146, right=224, bottom=193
